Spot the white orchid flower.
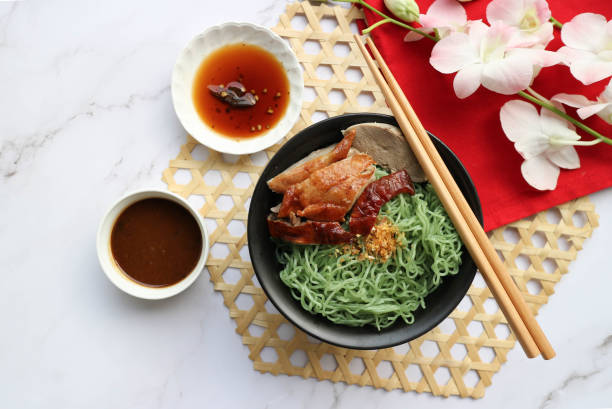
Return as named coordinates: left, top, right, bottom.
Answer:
left=500, top=100, right=580, bottom=190
left=404, top=0, right=467, bottom=42
left=552, top=79, right=612, bottom=124
left=557, top=13, right=612, bottom=85
left=486, top=0, right=554, bottom=47
left=430, top=21, right=562, bottom=99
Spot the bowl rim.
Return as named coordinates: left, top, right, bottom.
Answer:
left=171, top=21, right=303, bottom=155
left=96, top=188, right=209, bottom=300
left=247, top=113, right=482, bottom=349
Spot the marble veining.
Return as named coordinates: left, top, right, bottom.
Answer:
left=0, top=1, right=611, bottom=408
left=1, top=110, right=93, bottom=179
left=1, top=86, right=169, bottom=180
left=539, top=333, right=612, bottom=409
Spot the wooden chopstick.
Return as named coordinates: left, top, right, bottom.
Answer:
left=353, top=34, right=550, bottom=359
left=362, top=37, right=556, bottom=360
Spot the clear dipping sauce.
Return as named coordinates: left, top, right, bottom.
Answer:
left=192, top=42, right=290, bottom=139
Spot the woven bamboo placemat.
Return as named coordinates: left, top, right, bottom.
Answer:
left=162, top=1, right=600, bottom=398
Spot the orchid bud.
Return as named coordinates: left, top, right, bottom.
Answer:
left=384, top=0, right=419, bottom=23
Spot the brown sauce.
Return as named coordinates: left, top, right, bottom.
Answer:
left=110, top=198, right=202, bottom=287
left=192, top=43, right=290, bottom=139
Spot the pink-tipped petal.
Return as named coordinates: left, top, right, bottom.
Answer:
left=430, top=32, right=477, bottom=74
left=569, top=59, right=612, bottom=85
left=552, top=47, right=611, bottom=85
left=500, top=100, right=541, bottom=143
left=486, top=0, right=523, bottom=25
left=404, top=30, right=425, bottom=42
left=521, top=156, right=560, bottom=190
left=506, top=22, right=555, bottom=49
left=510, top=48, right=563, bottom=68
left=556, top=46, right=587, bottom=66
left=532, top=22, right=554, bottom=47
left=600, top=79, right=612, bottom=102
left=561, top=13, right=608, bottom=51
left=534, top=0, right=552, bottom=21
left=551, top=93, right=593, bottom=109
left=466, top=20, right=489, bottom=46
left=536, top=49, right=564, bottom=67
left=576, top=102, right=612, bottom=119
left=421, top=0, right=467, bottom=28
left=453, top=64, right=483, bottom=98
left=546, top=146, right=580, bottom=170
left=487, top=20, right=517, bottom=44
left=481, top=54, right=533, bottom=94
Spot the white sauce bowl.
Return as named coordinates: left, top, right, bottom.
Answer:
left=171, top=22, right=303, bottom=155
left=96, top=189, right=209, bottom=300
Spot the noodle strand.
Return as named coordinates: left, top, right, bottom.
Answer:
left=276, top=176, right=462, bottom=330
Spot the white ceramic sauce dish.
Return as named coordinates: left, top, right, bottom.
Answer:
left=172, top=22, right=303, bottom=155
left=97, top=189, right=209, bottom=300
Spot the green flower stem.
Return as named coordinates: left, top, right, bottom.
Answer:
left=549, top=16, right=563, bottom=29
left=332, top=0, right=438, bottom=41
left=518, top=91, right=612, bottom=146
left=551, top=138, right=600, bottom=146
left=433, top=28, right=441, bottom=42
left=526, top=87, right=551, bottom=104
left=362, top=18, right=392, bottom=34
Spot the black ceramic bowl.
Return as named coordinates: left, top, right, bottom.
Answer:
left=248, top=113, right=482, bottom=349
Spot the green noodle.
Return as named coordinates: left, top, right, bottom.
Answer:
left=275, top=171, right=463, bottom=330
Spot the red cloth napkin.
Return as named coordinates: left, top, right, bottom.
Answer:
left=362, top=0, right=612, bottom=231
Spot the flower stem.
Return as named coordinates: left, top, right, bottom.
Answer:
left=551, top=138, right=601, bottom=146
left=362, top=18, right=392, bottom=34
left=549, top=16, right=563, bottom=29
left=433, top=28, right=441, bottom=42
left=526, top=87, right=551, bottom=104
left=518, top=90, right=612, bottom=146
left=331, top=0, right=438, bottom=41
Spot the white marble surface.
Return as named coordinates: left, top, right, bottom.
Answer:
left=1, top=1, right=611, bottom=408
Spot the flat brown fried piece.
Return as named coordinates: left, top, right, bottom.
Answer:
left=267, top=215, right=354, bottom=245
left=267, top=130, right=356, bottom=193
left=349, top=169, right=414, bottom=236
left=277, top=153, right=375, bottom=222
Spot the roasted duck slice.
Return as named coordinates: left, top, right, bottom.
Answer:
left=277, top=153, right=375, bottom=222
left=267, top=129, right=356, bottom=193
left=268, top=215, right=354, bottom=244
left=344, top=123, right=427, bottom=182
left=349, top=169, right=415, bottom=235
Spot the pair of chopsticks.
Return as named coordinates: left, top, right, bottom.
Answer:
left=353, top=34, right=555, bottom=360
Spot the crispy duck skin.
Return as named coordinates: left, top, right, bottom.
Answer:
left=267, top=215, right=354, bottom=244
left=266, top=130, right=356, bottom=193
left=349, top=169, right=415, bottom=236
left=277, top=153, right=375, bottom=222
